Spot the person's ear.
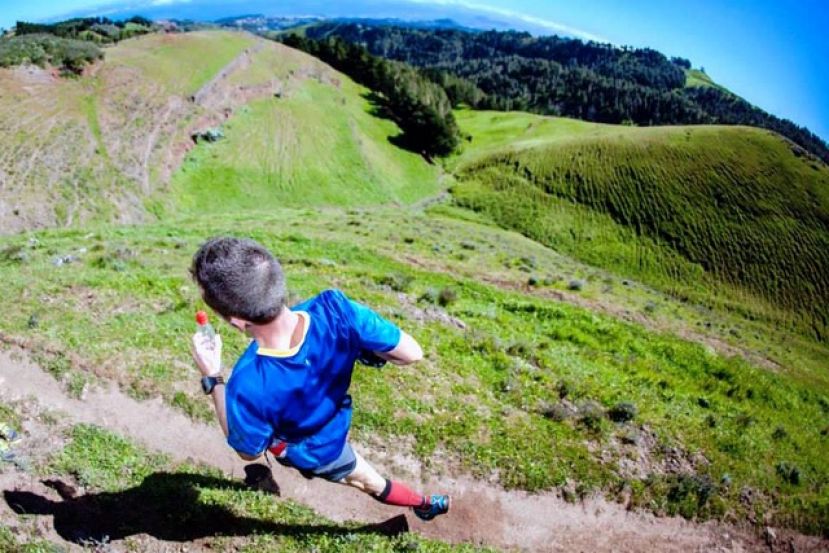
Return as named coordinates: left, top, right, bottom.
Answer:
left=229, top=317, right=249, bottom=332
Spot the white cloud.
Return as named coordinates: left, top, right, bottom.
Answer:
left=149, top=0, right=191, bottom=5
left=405, top=0, right=609, bottom=43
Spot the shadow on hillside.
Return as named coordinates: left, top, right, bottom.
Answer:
left=362, top=91, right=428, bottom=158
left=3, top=472, right=409, bottom=545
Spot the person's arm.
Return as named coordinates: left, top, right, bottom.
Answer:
left=191, top=332, right=260, bottom=461
left=375, top=330, right=423, bottom=365
left=341, top=291, right=423, bottom=366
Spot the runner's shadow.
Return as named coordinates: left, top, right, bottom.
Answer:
left=3, top=472, right=408, bottom=544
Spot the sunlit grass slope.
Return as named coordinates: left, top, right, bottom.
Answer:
left=685, top=68, right=730, bottom=93
left=452, top=110, right=829, bottom=338
left=0, top=31, right=257, bottom=233
left=168, top=77, right=440, bottom=212
left=1, top=208, right=826, bottom=534
left=105, top=31, right=257, bottom=95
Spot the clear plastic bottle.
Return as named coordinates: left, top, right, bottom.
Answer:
left=195, top=310, right=216, bottom=343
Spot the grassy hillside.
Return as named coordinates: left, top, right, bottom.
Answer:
left=1, top=29, right=828, bottom=547
left=451, top=110, right=829, bottom=339
left=0, top=208, right=827, bottom=535
left=104, top=31, right=256, bottom=96
left=167, top=72, right=440, bottom=213
left=0, top=31, right=440, bottom=234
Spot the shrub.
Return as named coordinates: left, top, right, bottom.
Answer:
left=775, top=462, right=801, bottom=485
left=437, top=287, right=458, bottom=307
left=376, top=272, right=413, bottom=292
left=0, top=34, right=102, bottom=72
left=607, top=402, right=638, bottom=423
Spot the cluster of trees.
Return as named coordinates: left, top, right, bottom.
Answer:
left=0, top=33, right=102, bottom=73
left=1, top=16, right=155, bottom=73
left=281, top=34, right=459, bottom=157
left=15, top=16, right=153, bottom=44
left=305, top=23, right=829, bottom=163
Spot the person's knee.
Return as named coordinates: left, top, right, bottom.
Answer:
left=344, top=470, right=385, bottom=495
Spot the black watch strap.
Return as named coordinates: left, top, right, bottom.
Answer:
left=201, top=375, right=225, bottom=395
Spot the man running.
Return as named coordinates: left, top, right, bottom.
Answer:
left=189, top=236, right=450, bottom=521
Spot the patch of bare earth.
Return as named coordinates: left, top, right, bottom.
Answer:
left=2, top=349, right=825, bottom=552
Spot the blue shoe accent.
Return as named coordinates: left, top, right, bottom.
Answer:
left=413, top=494, right=450, bottom=521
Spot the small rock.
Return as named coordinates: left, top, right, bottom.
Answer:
left=51, top=254, right=78, bottom=267
left=764, top=526, right=777, bottom=546
left=561, top=479, right=577, bottom=503
left=568, top=279, right=585, bottom=291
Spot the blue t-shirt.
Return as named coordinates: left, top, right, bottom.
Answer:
left=225, top=289, right=401, bottom=469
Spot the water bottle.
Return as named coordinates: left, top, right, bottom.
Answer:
left=195, top=310, right=216, bottom=344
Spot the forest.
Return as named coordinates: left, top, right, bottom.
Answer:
left=304, top=23, right=829, bottom=164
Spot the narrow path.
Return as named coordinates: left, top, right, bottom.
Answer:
left=3, top=349, right=822, bottom=552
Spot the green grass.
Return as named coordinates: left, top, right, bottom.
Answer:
left=0, top=209, right=826, bottom=535
left=451, top=111, right=829, bottom=340
left=105, top=31, right=256, bottom=95
left=167, top=78, right=440, bottom=213
left=34, top=423, right=491, bottom=551
left=685, top=68, right=730, bottom=93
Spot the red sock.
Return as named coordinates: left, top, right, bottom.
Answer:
left=374, top=479, right=427, bottom=508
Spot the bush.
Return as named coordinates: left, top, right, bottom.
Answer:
left=577, top=400, right=605, bottom=431
left=0, top=34, right=102, bottom=72
left=437, top=287, right=458, bottom=307
left=377, top=272, right=413, bottom=292
left=775, top=462, right=801, bottom=485
left=607, top=402, right=638, bottom=423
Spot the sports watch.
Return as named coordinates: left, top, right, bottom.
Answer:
left=200, top=375, right=225, bottom=394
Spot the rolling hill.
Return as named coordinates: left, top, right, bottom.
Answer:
left=0, top=30, right=440, bottom=234
left=450, top=110, right=829, bottom=339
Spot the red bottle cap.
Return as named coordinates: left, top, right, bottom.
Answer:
left=195, top=311, right=209, bottom=326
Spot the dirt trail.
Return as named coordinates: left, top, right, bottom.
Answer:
left=2, top=349, right=825, bottom=552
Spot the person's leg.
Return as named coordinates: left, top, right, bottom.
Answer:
left=339, top=449, right=450, bottom=520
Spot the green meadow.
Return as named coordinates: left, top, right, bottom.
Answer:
left=0, top=31, right=827, bottom=544
left=451, top=110, right=829, bottom=340
left=1, top=205, right=826, bottom=533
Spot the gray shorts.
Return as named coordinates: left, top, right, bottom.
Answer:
left=275, top=442, right=357, bottom=482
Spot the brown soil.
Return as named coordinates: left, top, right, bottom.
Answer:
left=1, top=348, right=826, bottom=552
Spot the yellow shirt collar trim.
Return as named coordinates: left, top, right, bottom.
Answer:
left=257, top=311, right=311, bottom=358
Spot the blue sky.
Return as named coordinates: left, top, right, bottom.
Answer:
left=1, top=0, right=827, bottom=142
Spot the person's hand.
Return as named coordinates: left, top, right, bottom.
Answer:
left=191, top=332, right=223, bottom=376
